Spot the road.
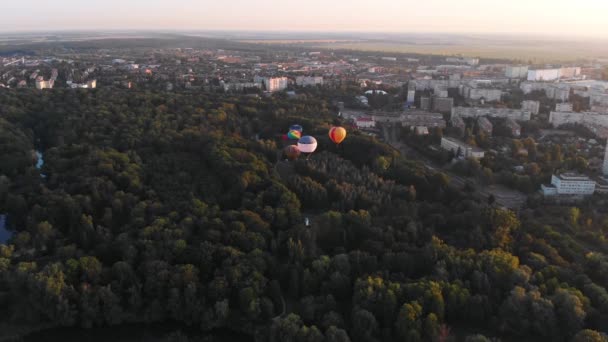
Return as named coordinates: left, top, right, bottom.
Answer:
left=379, top=123, right=527, bottom=209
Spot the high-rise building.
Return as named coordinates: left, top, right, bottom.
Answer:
left=263, top=77, right=288, bottom=92
left=406, top=89, right=415, bottom=104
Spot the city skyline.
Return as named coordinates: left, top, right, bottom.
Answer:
left=2, top=0, right=608, bottom=39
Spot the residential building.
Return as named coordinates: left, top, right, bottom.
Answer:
left=295, top=76, right=323, bottom=87
left=263, top=77, right=289, bottom=92
left=555, top=102, right=573, bottom=112
left=477, top=117, right=493, bottom=135
left=222, top=81, right=262, bottom=92
left=355, top=117, right=375, bottom=128
left=356, top=96, right=369, bottom=106
left=505, top=65, right=529, bottom=79
left=451, top=115, right=465, bottom=133
left=521, top=100, right=540, bottom=115
left=406, top=88, right=415, bottom=105
left=520, top=82, right=571, bottom=102
left=548, top=111, right=608, bottom=137
left=505, top=119, right=521, bottom=137
left=527, top=67, right=581, bottom=81
left=440, top=137, right=485, bottom=159
left=452, top=107, right=531, bottom=121
left=432, top=96, right=454, bottom=113
left=35, top=78, right=53, bottom=90
left=460, top=84, right=502, bottom=102
left=541, top=173, right=595, bottom=196
left=420, top=97, right=431, bottom=111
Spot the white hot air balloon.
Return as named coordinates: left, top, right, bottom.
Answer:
left=297, top=136, right=318, bottom=154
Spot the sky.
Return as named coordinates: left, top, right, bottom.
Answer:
left=2, top=0, right=608, bottom=39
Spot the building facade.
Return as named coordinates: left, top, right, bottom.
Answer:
left=440, top=137, right=485, bottom=159
left=295, top=76, right=323, bottom=87
left=452, top=107, right=531, bottom=121
left=542, top=173, right=596, bottom=196
left=505, top=65, right=529, bottom=79
left=521, top=100, right=540, bottom=115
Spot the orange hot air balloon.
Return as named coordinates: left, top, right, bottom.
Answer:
left=329, top=126, right=347, bottom=145
left=283, top=145, right=301, bottom=160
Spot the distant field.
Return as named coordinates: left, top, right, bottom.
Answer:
left=237, top=39, right=358, bottom=44
left=314, top=41, right=608, bottom=62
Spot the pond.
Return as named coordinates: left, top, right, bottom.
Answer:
left=0, top=214, right=11, bottom=244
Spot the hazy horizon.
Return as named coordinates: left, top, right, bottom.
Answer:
left=3, top=0, right=608, bottom=39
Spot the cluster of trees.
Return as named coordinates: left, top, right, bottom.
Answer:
left=0, top=88, right=607, bottom=341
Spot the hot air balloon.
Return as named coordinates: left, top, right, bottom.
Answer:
left=289, top=124, right=303, bottom=133
left=283, top=145, right=301, bottom=160
left=297, top=136, right=318, bottom=154
left=329, top=126, right=347, bottom=145
left=287, top=130, right=302, bottom=140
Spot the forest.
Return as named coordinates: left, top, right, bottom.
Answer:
left=0, top=88, right=608, bottom=342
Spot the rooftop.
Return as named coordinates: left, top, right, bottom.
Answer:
left=557, top=173, right=592, bottom=181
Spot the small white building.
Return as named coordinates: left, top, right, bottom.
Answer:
left=542, top=173, right=596, bottom=196
left=440, top=137, right=485, bottom=159
left=355, top=117, right=375, bottom=128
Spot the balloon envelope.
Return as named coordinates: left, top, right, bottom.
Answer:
left=283, top=145, right=301, bottom=160
left=297, top=136, right=318, bottom=153
left=287, top=130, right=301, bottom=140
left=289, top=124, right=303, bottom=133
left=329, top=127, right=347, bottom=144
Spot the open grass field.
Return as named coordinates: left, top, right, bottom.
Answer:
left=237, top=39, right=359, bottom=44
left=314, top=41, right=608, bottom=62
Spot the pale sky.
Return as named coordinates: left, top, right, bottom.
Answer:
left=2, top=0, right=608, bottom=38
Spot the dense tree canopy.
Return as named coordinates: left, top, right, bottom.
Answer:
left=0, top=88, right=607, bottom=341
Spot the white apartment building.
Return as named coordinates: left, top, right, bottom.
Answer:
left=452, top=107, right=531, bottom=121
left=222, top=81, right=261, bottom=92
left=528, top=68, right=561, bottom=81
left=461, top=85, right=502, bottom=102
left=441, top=137, right=485, bottom=159
left=555, top=103, right=573, bottom=112
left=264, top=77, right=289, bottom=92
left=406, top=89, right=415, bottom=104
left=506, top=65, right=529, bottom=79
left=521, top=100, right=540, bottom=115
left=35, top=79, right=54, bottom=90
left=520, top=82, right=571, bottom=102
left=295, top=76, right=324, bottom=87
left=541, top=173, right=596, bottom=196
left=355, top=117, right=375, bottom=128
left=548, top=111, right=608, bottom=137
left=527, top=67, right=581, bottom=81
